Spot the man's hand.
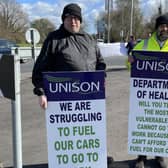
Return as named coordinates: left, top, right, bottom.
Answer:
left=38, top=95, right=48, bottom=109
left=128, top=55, right=134, bottom=63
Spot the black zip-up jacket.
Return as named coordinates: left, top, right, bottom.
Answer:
left=32, top=25, right=106, bottom=96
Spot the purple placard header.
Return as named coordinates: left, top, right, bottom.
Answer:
left=131, top=51, right=168, bottom=79
left=43, top=71, right=105, bottom=101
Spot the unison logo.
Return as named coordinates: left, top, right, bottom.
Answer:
left=44, top=75, right=100, bottom=94
left=136, top=60, right=168, bottom=72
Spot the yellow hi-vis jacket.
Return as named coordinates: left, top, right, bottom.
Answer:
left=133, top=32, right=168, bottom=51
left=126, top=32, right=168, bottom=70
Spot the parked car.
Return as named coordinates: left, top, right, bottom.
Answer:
left=97, top=38, right=104, bottom=44
left=0, top=38, right=17, bottom=52
left=0, top=38, right=27, bottom=63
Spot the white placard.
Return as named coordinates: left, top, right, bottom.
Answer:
left=43, top=71, right=107, bottom=168
left=128, top=51, right=168, bottom=157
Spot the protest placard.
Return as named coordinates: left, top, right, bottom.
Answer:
left=43, top=71, right=107, bottom=168
left=128, top=51, right=168, bottom=157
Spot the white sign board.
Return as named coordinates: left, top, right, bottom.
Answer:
left=25, top=28, right=40, bottom=44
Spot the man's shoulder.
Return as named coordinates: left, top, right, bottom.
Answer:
left=47, top=29, right=61, bottom=38
left=45, top=28, right=67, bottom=42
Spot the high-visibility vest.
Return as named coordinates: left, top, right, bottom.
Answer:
left=133, top=32, right=168, bottom=51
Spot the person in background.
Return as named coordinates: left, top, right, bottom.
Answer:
left=126, top=35, right=136, bottom=56
left=128, top=13, right=168, bottom=168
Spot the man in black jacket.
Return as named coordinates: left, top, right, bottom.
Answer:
left=32, top=3, right=106, bottom=109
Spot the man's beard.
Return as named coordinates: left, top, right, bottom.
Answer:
left=157, top=31, right=168, bottom=41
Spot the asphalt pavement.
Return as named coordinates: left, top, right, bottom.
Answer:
left=0, top=69, right=168, bottom=168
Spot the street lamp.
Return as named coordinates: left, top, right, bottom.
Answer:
left=130, top=0, right=133, bottom=36
left=107, top=0, right=111, bottom=43
left=105, top=0, right=113, bottom=43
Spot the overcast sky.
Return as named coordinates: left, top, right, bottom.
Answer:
left=16, top=0, right=165, bottom=33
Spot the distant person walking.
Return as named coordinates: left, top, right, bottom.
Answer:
left=126, top=35, right=136, bottom=56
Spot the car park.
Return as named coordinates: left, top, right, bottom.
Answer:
left=0, top=38, right=27, bottom=63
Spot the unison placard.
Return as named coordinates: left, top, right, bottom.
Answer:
left=43, top=71, right=107, bottom=168
left=128, top=51, right=168, bottom=157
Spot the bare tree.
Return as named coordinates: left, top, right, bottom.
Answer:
left=80, top=19, right=89, bottom=33
left=31, top=18, right=56, bottom=43
left=0, top=0, right=29, bottom=42
left=111, top=0, right=143, bottom=41
left=98, top=0, right=144, bottom=42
